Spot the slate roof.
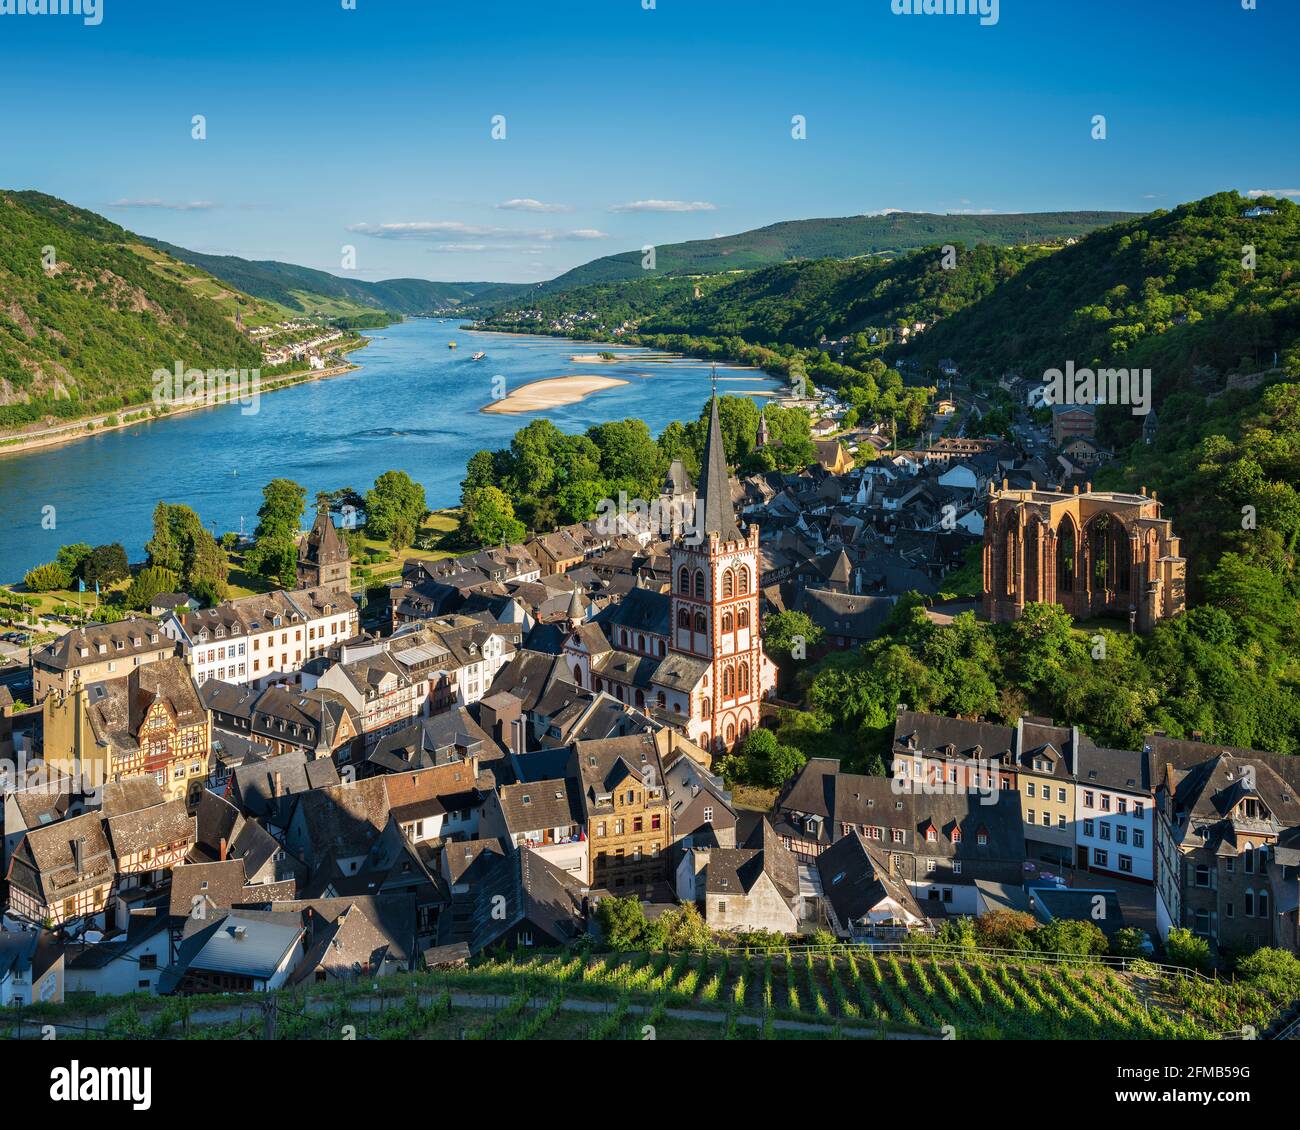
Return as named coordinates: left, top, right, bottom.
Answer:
left=107, top=798, right=195, bottom=857
left=816, top=830, right=924, bottom=926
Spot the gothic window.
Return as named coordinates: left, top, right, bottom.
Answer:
left=737, top=606, right=750, bottom=630
left=678, top=607, right=691, bottom=630
left=722, top=666, right=734, bottom=697
left=702, top=697, right=712, bottom=719
left=693, top=569, right=706, bottom=598
left=722, top=611, right=734, bottom=633
left=739, top=663, right=750, bottom=694
left=722, top=569, right=735, bottom=598
left=694, top=611, right=706, bottom=633
left=678, top=566, right=691, bottom=594
left=738, top=565, right=750, bottom=594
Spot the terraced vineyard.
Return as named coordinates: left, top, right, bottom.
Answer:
left=9, top=945, right=1292, bottom=1041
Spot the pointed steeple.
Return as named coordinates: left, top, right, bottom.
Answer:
left=699, top=391, right=742, bottom=542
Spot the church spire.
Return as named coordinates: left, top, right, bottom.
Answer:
left=699, top=390, right=742, bottom=542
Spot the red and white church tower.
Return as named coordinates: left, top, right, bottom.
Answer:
left=668, top=393, right=778, bottom=752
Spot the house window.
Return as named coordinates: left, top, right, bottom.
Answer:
left=702, top=806, right=713, bottom=823
left=952, top=861, right=962, bottom=875
left=1027, top=809, right=1035, bottom=824
left=1093, top=849, right=1108, bottom=867
left=1194, top=864, right=1211, bottom=888
left=926, top=859, right=937, bottom=873
left=1118, top=855, right=1133, bottom=874
left=1083, top=791, right=1094, bottom=809
left=1057, top=788, right=1066, bottom=804
left=1133, top=828, right=1144, bottom=849
left=139, top=954, right=158, bottom=970
left=1026, top=783, right=1035, bottom=798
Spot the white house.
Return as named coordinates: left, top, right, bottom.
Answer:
left=1073, top=746, right=1154, bottom=883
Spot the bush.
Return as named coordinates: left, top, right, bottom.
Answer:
left=1035, top=919, right=1109, bottom=957
left=1164, top=927, right=1214, bottom=973
left=23, top=562, right=70, bottom=592
left=1110, top=927, right=1151, bottom=958
left=974, top=910, right=1038, bottom=951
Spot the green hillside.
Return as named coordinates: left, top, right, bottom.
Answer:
left=899, top=193, right=1300, bottom=395
left=143, top=239, right=520, bottom=317
left=532, top=210, right=1139, bottom=293
left=0, top=191, right=266, bottom=431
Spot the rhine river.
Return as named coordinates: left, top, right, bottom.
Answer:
left=0, top=318, right=780, bottom=581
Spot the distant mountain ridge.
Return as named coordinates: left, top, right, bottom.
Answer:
left=140, top=240, right=514, bottom=316
left=529, top=210, right=1140, bottom=294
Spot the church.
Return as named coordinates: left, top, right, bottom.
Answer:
left=562, top=394, right=778, bottom=753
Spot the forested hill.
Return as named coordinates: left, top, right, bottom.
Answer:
left=531, top=210, right=1138, bottom=293
left=636, top=245, right=1049, bottom=344
left=142, top=239, right=522, bottom=316
left=900, top=192, right=1300, bottom=391
left=0, top=191, right=264, bottom=432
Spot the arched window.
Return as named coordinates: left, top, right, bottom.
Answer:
left=635, top=689, right=645, bottom=708
left=739, top=663, right=750, bottom=694
left=678, top=607, right=691, bottom=630
left=656, top=691, right=665, bottom=708
left=694, top=611, right=706, bottom=633
left=637, top=634, right=645, bottom=652
left=738, top=565, right=750, bottom=594
left=701, top=697, right=711, bottom=718
left=722, top=666, right=734, bottom=697
left=722, top=611, right=734, bottom=633
left=725, top=722, right=736, bottom=745
left=737, top=606, right=750, bottom=630
left=693, top=569, right=706, bottom=598
left=678, top=566, right=691, bottom=594
left=722, top=569, right=735, bottom=599
left=573, top=666, right=585, bottom=689
left=620, top=629, right=629, bottom=647
left=740, top=718, right=750, bottom=740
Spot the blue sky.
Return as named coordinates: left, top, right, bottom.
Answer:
left=1, top=0, right=1296, bottom=283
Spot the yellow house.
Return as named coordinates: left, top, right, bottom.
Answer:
left=44, top=658, right=211, bottom=806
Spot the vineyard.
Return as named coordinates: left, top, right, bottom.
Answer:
left=13, top=943, right=1295, bottom=1041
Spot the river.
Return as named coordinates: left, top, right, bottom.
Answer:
left=0, top=319, right=780, bottom=581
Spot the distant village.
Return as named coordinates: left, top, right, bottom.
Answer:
left=0, top=379, right=1293, bottom=1012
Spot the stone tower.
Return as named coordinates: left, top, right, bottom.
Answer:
left=297, top=499, right=350, bottom=596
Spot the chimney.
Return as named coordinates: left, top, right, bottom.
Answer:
left=71, top=836, right=85, bottom=876
left=273, top=771, right=283, bottom=799
left=1085, top=482, right=1092, bottom=493
left=219, top=837, right=228, bottom=862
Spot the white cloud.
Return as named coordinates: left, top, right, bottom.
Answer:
left=350, top=220, right=606, bottom=242
left=608, top=199, right=717, bottom=213
left=863, top=207, right=905, bottom=216
left=497, top=198, right=572, bottom=213
left=108, top=198, right=217, bottom=211
left=1246, top=188, right=1300, bottom=198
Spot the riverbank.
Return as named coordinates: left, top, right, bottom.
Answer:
left=0, top=348, right=367, bottom=459
left=481, top=374, right=629, bottom=414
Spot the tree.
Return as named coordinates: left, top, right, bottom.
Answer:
left=124, top=566, right=180, bottom=610
left=974, top=910, right=1038, bottom=951
left=23, top=562, right=69, bottom=592
left=145, top=501, right=184, bottom=573
left=459, top=486, right=525, bottom=547
left=254, top=478, right=307, bottom=544
left=81, top=544, right=130, bottom=588
left=1110, top=927, right=1151, bottom=958
left=1164, top=927, right=1213, bottom=973
left=55, top=543, right=93, bottom=581
left=764, top=610, right=824, bottom=662
left=766, top=741, right=807, bottom=788
left=596, top=895, right=649, bottom=950
left=1035, top=918, right=1108, bottom=957
left=365, top=470, right=427, bottom=545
